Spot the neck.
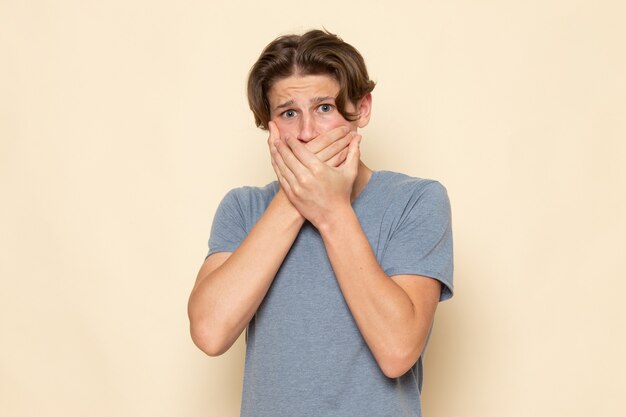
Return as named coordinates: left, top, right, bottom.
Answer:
left=351, top=161, right=373, bottom=202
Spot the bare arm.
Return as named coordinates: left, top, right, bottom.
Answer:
left=188, top=124, right=354, bottom=356
left=318, top=207, right=442, bottom=378
left=272, top=134, right=443, bottom=377
left=188, top=189, right=304, bottom=356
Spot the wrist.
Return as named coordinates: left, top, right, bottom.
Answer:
left=315, top=203, right=356, bottom=236
left=272, top=188, right=305, bottom=224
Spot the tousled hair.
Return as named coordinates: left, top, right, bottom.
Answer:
left=247, top=29, right=376, bottom=130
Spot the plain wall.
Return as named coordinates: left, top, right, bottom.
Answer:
left=1, top=1, right=625, bottom=416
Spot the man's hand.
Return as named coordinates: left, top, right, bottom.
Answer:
left=270, top=127, right=361, bottom=229
left=267, top=122, right=352, bottom=174
left=302, top=124, right=353, bottom=168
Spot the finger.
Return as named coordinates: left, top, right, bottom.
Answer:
left=281, top=135, right=322, bottom=171
left=325, top=146, right=349, bottom=168
left=271, top=140, right=299, bottom=188
left=267, top=121, right=283, bottom=154
left=268, top=121, right=294, bottom=191
left=270, top=155, right=283, bottom=182
left=315, top=131, right=356, bottom=163
left=304, top=125, right=350, bottom=154
left=271, top=157, right=292, bottom=194
left=341, top=134, right=362, bottom=170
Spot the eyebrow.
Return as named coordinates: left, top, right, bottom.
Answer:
left=274, top=99, right=295, bottom=111
left=311, top=96, right=335, bottom=104
left=273, top=96, right=336, bottom=111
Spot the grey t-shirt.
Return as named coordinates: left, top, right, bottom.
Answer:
left=208, top=170, right=454, bottom=417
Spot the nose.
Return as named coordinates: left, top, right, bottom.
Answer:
left=297, top=115, right=318, bottom=143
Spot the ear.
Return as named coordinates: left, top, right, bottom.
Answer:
left=355, top=93, right=372, bottom=128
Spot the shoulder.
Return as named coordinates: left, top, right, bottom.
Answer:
left=374, top=170, right=450, bottom=208
left=216, top=181, right=279, bottom=226
left=221, top=181, right=279, bottom=208
left=373, top=172, right=454, bottom=300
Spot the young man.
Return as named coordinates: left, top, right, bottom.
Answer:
left=188, top=30, right=453, bottom=417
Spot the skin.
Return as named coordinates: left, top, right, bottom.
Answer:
left=188, top=74, right=442, bottom=378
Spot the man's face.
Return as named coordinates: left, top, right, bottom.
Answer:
left=267, top=74, right=371, bottom=142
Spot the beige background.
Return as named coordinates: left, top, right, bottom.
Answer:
left=1, top=1, right=625, bottom=416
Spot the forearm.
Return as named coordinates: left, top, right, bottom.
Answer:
left=318, top=206, right=431, bottom=377
left=188, top=189, right=304, bottom=355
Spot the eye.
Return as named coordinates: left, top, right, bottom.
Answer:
left=318, top=104, right=334, bottom=113
left=282, top=109, right=297, bottom=118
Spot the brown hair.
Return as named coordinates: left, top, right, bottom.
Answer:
left=247, top=29, right=376, bottom=130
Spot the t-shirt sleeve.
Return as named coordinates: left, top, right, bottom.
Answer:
left=381, top=181, right=454, bottom=301
left=207, top=189, right=249, bottom=257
